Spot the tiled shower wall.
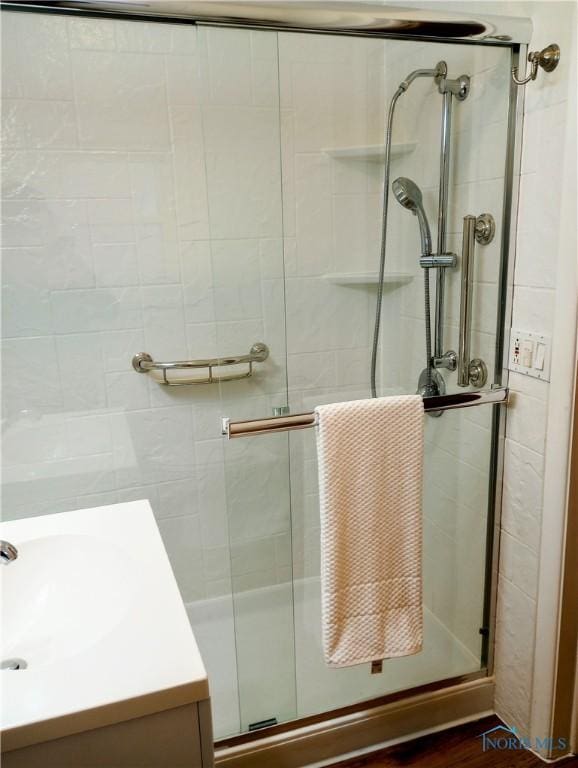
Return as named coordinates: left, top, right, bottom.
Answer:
left=281, top=33, right=512, bottom=658
left=1, top=14, right=388, bottom=601
left=2, top=11, right=513, bottom=659
left=1, top=13, right=292, bottom=601
left=386, top=40, right=510, bottom=657
left=278, top=33, right=391, bottom=584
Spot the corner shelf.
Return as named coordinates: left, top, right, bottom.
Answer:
left=323, top=272, right=414, bottom=287
left=321, top=142, right=417, bottom=163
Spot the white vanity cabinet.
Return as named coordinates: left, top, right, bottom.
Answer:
left=2, top=700, right=214, bottom=768
left=1, top=502, right=214, bottom=768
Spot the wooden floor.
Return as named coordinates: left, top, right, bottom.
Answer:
left=328, top=716, right=578, bottom=767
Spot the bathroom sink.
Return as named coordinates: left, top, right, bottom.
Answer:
left=2, top=534, right=138, bottom=668
left=0, top=501, right=209, bottom=753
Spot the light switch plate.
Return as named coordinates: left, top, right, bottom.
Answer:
left=509, top=329, right=551, bottom=381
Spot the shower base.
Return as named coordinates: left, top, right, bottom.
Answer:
left=187, top=577, right=479, bottom=740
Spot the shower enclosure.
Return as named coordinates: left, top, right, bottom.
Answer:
left=1, top=0, right=525, bottom=747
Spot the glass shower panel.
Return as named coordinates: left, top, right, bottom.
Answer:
left=197, top=26, right=297, bottom=733
left=286, top=405, right=495, bottom=719
left=0, top=11, right=292, bottom=741
left=276, top=33, right=510, bottom=721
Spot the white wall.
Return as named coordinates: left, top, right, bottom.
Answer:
left=493, top=1, right=578, bottom=742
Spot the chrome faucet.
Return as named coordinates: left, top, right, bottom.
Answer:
left=0, top=540, right=18, bottom=565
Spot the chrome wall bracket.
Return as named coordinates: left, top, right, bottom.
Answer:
left=435, top=66, right=471, bottom=101
left=468, top=358, right=488, bottom=388
left=434, top=350, right=457, bottom=371
left=475, top=213, right=495, bottom=245
left=512, top=43, right=560, bottom=86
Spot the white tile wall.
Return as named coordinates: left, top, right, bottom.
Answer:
left=493, top=1, right=577, bottom=740
left=277, top=32, right=511, bottom=665
left=278, top=33, right=387, bottom=590
left=0, top=15, right=290, bottom=608
left=370, top=38, right=509, bottom=657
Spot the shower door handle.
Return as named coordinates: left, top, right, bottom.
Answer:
left=457, top=213, right=494, bottom=387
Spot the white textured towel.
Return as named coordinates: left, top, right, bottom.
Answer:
left=315, top=395, right=424, bottom=668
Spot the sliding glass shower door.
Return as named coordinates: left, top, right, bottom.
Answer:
left=186, top=25, right=297, bottom=735
left=1, top=8, right=512, bottom=742
left=210, top=27, right=511, bottom=733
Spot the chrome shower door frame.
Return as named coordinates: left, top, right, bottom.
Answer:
left=0, top=1, right=532, bottom=44
left=482, top=42, right=527, bottom=673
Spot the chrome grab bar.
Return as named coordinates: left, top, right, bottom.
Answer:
left=457, top=215, right=477, bottom=386
left=132, top=342, right=269, bottom=386
left=457, top=213, right=495, bottom=388
left=221, top=387, right=509, bottom=439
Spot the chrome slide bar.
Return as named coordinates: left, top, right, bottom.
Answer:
left=221, top=387, right=509, bottom=439
left=434, top=90, right=452, bottom=362
left=132, top=342, right=269, bottom=386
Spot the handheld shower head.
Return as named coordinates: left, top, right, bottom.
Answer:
left=392, top=176, right=432, bottom=256
left=392, top=177, right=423, bottom=211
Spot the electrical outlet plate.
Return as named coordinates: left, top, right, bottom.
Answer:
left=509, top=329, right=551, bottom=381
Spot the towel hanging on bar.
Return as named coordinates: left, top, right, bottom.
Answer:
left=316, top=395, right=424, bottom=667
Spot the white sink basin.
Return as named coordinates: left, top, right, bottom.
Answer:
left=2, top=534, right=138, bottom=668
left=0, top=501, right=209, bottom=752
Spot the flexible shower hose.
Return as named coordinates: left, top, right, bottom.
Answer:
left=370, top=88, right=434, bottom=397
left=370, top=86, right=403, bottom=398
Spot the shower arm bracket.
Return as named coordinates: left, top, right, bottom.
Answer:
left=435, top=69, right=471, bottom=101
left=434, top=350, right=458, bottom=372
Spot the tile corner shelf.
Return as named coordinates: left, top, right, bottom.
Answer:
left=323, top=272, right=414, bottom=286
left=321, top=142, right=417, bottom=162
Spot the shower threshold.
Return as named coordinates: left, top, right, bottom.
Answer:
left=186, top=577, right=483, bottom=742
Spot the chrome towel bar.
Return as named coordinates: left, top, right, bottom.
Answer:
left=221, top=387, right=508, bottom=439
left=132, top=342, right=269, bottom=386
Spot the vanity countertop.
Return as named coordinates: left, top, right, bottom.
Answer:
left=1, top=501, right=209, bottom=752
